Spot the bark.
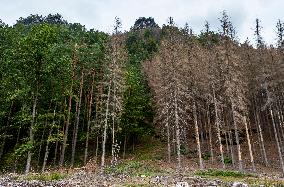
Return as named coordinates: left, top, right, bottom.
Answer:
left=37, top=119, right=47, bottom=166
left=71, top=72, right=84, bottom=167
left=101, top=79, right=111, bottom=168
left=166, top=105, right=171, bottom=163
left=231, top=100, right=243, bottom=171
left=270, top=107, right=284, bottom=176
left=213, top=87, right=225, bottom=168
left=228, top=131, right=235, bottom=167
left=244, top=116, right=256, bottom=171
left=111, top=72, right=117, bottom=165
left=256, top=109, right=268, bottom=166
left=25, top=90, right=38, bottom=174
left=84, top=73, right=95, bottom=165
left=53, top=127, right=59, bottom=166
left=42, top=109, right=56, bottom=172
left=95, top=136, right=99, bottom=162
left=42, top=128, right=52, bottom=172
left=59, top=63, right=76, bottom=167
left=193, top=101, right=203, bottom=169
left=207, top=105, right=214, bottom=164
left=59, top=52, right=77, bottom=167
left=174, top=89, right=181, bottom=172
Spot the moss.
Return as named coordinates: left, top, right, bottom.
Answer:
left=24, top=172, right=67, bottom=181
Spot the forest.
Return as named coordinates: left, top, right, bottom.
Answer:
left=0, top=12, right=284, bottom=184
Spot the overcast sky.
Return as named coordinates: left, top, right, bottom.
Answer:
left=0, top=0, right=283, bottom=44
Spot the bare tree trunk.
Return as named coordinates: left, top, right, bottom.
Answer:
left=244, top=116, right=256, bottom=171
left=71, top=72, right=84, bottom=167
left=228, top=131, right=235, bottom=167
left=25, top=90, right=38, bottom=174
left=193, top=101, right=203, bottom=169
left=207, top=105, right=214, bottom=164
left=166, top=105, right=171, bottom=163
left=231, top=100, right=243, bottom=171
left=111, top=72, right=117, bottom=165
left=270, top=107, right=284, bottom=176
left=213, top=87, right=225, bottom=168
left=174, top=89, right=181, bottom=172
left=276, top=110, right=284, bottom=149
left=101, top=80, right=111, bottom=168
left=223, top=111, right=230, bottom=157
left=256, top=110, right=268, bottom=166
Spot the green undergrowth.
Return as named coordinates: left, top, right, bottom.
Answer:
left=196, top=169, right=255, bottom=178
left=105, top=160, right=164, bottom=177
left=131, top=139, right=165, bottom=161
left=196, top=169, right=284, bottom=186
left=23, top=172, right=67, bottom=181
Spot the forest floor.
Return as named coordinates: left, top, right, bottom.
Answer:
left=0, top=139, right=284, bottom=186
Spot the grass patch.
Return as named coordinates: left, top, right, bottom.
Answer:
left=195, top=169, right=254, bottom=178
left=105, top=160, right=163, bottom=177
left=195, top=169, right=284, bottom=186
left=24, top=172, right=67, bottom=181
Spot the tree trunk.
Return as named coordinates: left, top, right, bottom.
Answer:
left=193, top=101, right=203, bottom=169
left=25, top=91, right=38, bottom=174
left=213, top=87, right=225, bottom=168
left=37, top=119, right=47, bottom=167
left=256, top=110, right=268, bottom=166
left=84, top=73, right=95, bottom=165
left=244, top=116, right=256, bottom=171
left=166, top=105, right=171, bottom=163
left=228, top=131, right=235, bottom=167
left=42, top=109, right=56, bottom=172
left=95, top=136, right=99, bottom=162
left=60, top=70, right=75, bottom=167
left=53, top=127, right=59, bottom=166
left=270, top=107, right=284, bottom=176
left=231, top=100, right=243, bottom=171
left=71, top=72, right=84, bottom=167
left=101, top=80, right=111, bottom=168
left=174, top=89, right=181, bottom=172
left=207, top=105, right=214, bottom=164
left=42, top=128, right=52, bottom=172
left=111, top=72, right=117, bottom=165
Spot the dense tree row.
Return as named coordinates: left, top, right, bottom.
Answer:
left=143, top=14, right=284, bottom=175
left=0, top=14, right=157, bottom=173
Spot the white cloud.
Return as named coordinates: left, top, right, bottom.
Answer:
left=0, top=0, right=282, bottom=44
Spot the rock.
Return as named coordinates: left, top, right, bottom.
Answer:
left=176, top=181, right=189, bottom=187
left=232, top=182, right=248, bottom=187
